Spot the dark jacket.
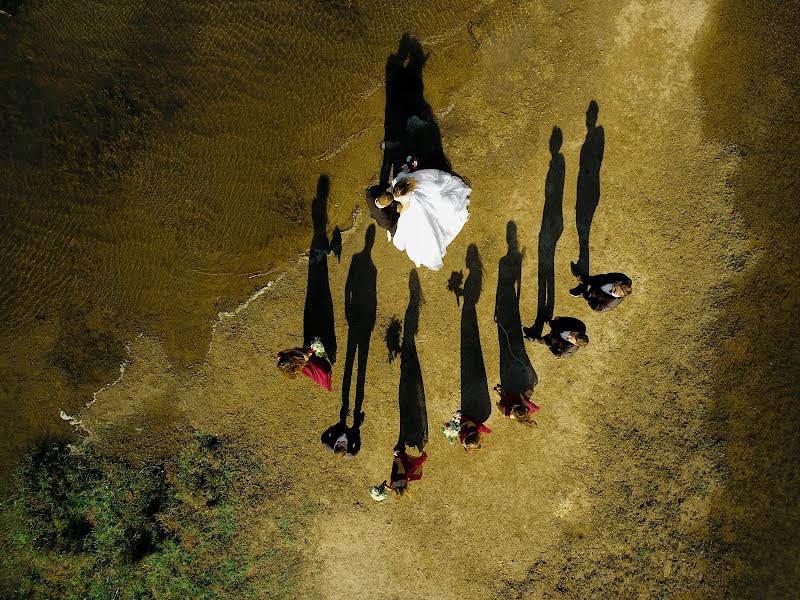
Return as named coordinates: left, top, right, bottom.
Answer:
left=365, top=185, right=398, bottom=235
left=321, top=422, right=360, bottom=458
left=583, top=273, right=631, bottom=312
left=543, top=316, right=586, bottom=358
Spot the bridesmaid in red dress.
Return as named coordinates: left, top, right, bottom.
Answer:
left=389, top=449, right=427, bottom=497
left=276, top=345, right=332, bottom=391
left=458, top=415, right=492, bottom=451
left=494, top=384, right=539, bottom=424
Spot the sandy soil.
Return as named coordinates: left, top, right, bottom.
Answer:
left=79, top=0, right=798, bottom=597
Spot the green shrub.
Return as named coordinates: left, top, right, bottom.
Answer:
left=0, top=433, right=253, bottom=599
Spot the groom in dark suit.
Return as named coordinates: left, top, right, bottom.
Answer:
left=365, top=185, right=399, bottom=237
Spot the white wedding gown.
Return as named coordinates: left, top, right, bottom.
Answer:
left=390, top=169, right=471, bottom=271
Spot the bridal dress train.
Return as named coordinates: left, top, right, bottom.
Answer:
left=390, top=169, right=471, bottom=271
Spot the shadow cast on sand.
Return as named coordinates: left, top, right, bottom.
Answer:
left=340, top=225, right=377, bottom=423
left=496, top=222, right=537, bottom=395
left=384, top=317, right=402, bottom=364
left=574, top=100, right=605, bottom=277
left=460, top=245, right=491, bottom=424
left=396, top=270, right=428, bottom=452
left=380, top=33, right=451, bottom=186
left=303, top=175, right=336, bottom=363
left=527, top=126, right=566, bottom=339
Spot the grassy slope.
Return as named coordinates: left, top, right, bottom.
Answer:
left=695, top=0, right=800, bottom=596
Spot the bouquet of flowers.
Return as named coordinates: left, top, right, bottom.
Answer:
left=370, top=481, right=390, bottom=502
left=441, top=409, right=463, bottom=444
left=309, top=337, right=327, bottom=359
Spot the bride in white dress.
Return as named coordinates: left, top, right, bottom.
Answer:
left=375, top=168, right=471, bottom=271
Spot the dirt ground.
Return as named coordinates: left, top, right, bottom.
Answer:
left=80, top=0, right=798, bottom=597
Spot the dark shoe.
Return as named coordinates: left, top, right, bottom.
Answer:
left=569, top=284, right=585, bottom=297
left=524, top=326, right=546, bottom=344
left=570, top=261, right=580, bottom=277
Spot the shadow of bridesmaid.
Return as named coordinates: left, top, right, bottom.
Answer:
left=303, top=175, right=337, bottom=364
left=495, top=222, right=537, bottom=395
left=395, top=269, right=428, bottom=452
left=460, top=244, right=491, bottom=424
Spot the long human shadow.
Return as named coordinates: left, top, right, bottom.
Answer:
left=303, top=175, right=336, bottom=363
left=395, top=270, right=428, bottom=452
left=495, top=222, right=537, bottom=395
left=340, top=225, right=377, bottom=423
left=527, top=127, right=566, bottom=339
left=460, top=245, right=491, bottom=423
left=573, top=100, right=605, bottom=276
left=380, top=33, right=450, bottom=186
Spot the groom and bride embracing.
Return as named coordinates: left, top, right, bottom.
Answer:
left=366, top=165, right=471, bottom=272
left=364, top=33, right=471, bottom=272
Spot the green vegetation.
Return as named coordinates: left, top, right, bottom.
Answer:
left=0, top=433, right=258, bottom=599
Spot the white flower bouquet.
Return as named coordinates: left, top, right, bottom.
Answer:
left=441, top=409, right=463, bottom=444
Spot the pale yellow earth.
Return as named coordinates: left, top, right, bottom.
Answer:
left=77, top=0, right=798, bottom=597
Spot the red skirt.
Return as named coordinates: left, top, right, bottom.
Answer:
left=392, top=451, right=427, bottom=483
left=498, top=393, right=539, bottom=417
left=301, top=354, right=332, bottom=391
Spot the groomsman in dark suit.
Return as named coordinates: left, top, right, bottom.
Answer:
left=321, top=412, right=363, bottom=459
left=532, top=316, right=589, bottom=358
left=570, top=267, right=633, bottom=312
